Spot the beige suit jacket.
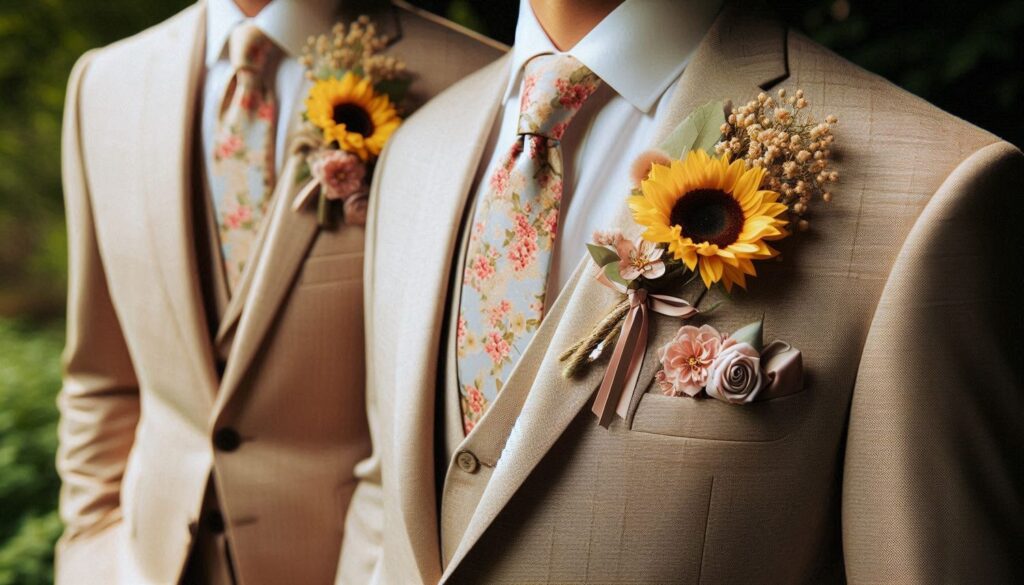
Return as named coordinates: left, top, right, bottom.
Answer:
left=346, top=4, right=1024, bottom=584
left=55, top=2, right=503, bottom=584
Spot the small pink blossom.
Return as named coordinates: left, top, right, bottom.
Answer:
left=343, top=193, right=369, bottom=226
left=555, top=78, right=597, bottom=110
left=257, top=101, right=275, bottom=122
left=508, top=237, right=538, bottom=272
left=656, top=325, right=724, bottom=397
left=215, top=134, right=244, bottom=160
left=311, top=149, right=367, bottom=201
left=520, top=74, right=537, bottom=110
left=484, top=331, right=511, bottom=365
left=486, top=300, right=512, bottom=328
left=513, top=213, right=537, bottom=241
left=489, top=167, right=510, bottom=194
left=541, top=209, right=559, bottom=237
left=616, top=237, right=666, bottom=281
left=549, top=121, right=570, bottom=140
left=466, top=384, right=485, bottom=414
left=240, top=91, right=259, bottom=112
left=456, top=314, right=468, bottom=345
left=549, top=181, right=563, bottom=202
left=224, top=205, right=252, bottom=230
left=470, top=251, right=497, bottom=282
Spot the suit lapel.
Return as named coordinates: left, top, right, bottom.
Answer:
left=441, top=7, right=789, bottom=580
left=390, top=55, right=511, bottom=583
left=141, top=1, right=219, bottom=399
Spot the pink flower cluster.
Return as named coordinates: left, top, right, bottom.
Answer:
left=655, top=324, right=766, bottom=403
left=311, top=149, right=367, bottom=201
left=486, top=300, right=512, bottom=328
left=555, top=78, right=597, bottom=111
left=484, top=331, right=511, bottom=365
left=508, top=213, right=539, bottom=272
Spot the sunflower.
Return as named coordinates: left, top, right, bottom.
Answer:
left=628, top=149, right=789, bottom=291
left=305, top=72, right=401, bottom=161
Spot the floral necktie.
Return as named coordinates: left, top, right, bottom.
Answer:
left=210, top=23, right=279, bottom=292
left=456, top=54, right=602, bottom=434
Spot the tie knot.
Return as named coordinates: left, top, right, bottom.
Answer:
left=517, top=54, right=601, bottom=140
left=228, top=23, right=279, bottom=73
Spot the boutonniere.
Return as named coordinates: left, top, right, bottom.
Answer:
left=290, top=17, right=411, bottom=227
left=562, top=89, right=837, bottom=427
left=654, top=318, right=803, bottom=405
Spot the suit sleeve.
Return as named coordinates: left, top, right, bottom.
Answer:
left=54, top=50, right=141, bottom=584
left=842, top=141, right=1024, bottom=583
left=335, top=138, right=389, bottom=585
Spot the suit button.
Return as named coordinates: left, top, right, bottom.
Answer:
left=456, top=450, right=479, bottom=474
left=213, top=427, right=241, bottom=452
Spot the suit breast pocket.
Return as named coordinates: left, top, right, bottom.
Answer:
left=629, top=385, right=808, bottom=442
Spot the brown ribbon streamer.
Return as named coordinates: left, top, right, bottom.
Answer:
left=591, top=286, right=698, bottom=428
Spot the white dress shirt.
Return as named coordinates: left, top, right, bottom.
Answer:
left=473, top=0, right=724, bottom=301
left=201, top=0, right=338, bottom=180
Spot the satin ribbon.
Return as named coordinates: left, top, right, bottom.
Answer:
left=591, top=280, right=699, bottom=428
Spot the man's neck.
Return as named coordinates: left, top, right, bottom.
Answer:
left=529, top=0, right=625, bottom=51
left=234, top=0, right=272, bottom=17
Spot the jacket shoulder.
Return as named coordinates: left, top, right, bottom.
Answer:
left=786, top=30, right=1001, bottom=149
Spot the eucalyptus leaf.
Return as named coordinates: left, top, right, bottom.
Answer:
left=603, top=262, right=629, bottom=288
left=658, top=100, right=727, bottom=158
left=587, top=243, right=620, bottom=267
left=729, top=316, right=764, bottom=352
left=374, top=77, right=412, bottom=104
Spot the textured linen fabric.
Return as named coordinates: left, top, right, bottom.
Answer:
left=348, top=2, right=1024, bottom=584
left=53, top=2, right=505, bottom=584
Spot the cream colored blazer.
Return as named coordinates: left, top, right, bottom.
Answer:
left=55, top=2, right=504, bottom=584
left=345, top=4, right=1024, bottom=584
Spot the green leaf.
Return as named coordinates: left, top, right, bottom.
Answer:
left=586, top=244, right=620, bottom=267
left=729, top=316, right=764, bottom=353
left=658, top=100, right=726, bottom=158
left=603, top=262, right=629, bottom=288
left=374, top=77, right=412, bottom=104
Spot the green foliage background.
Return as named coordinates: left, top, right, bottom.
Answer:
left=0, top=0, right=1020, bottom=583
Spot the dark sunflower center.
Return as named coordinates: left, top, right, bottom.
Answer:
left=332, top=103, right=374, bottom=137
left=669, top=188, right=744, bottom=247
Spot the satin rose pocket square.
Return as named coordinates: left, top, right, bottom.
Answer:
left=654, top=319, right=803, bottom=404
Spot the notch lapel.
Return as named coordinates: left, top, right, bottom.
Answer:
left=141, top=1, right=219, bottom=400
left=389, top=55, right=511, bottom=583
left=440, top=7, right=789, bottom=580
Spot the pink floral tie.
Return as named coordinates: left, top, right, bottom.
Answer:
left=456, top=54, right=601, bottom=434
left=210, top=23, right=279, bottom=292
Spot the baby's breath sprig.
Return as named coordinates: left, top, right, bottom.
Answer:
left=716, top=89, right=838, bottom=231
left=300, top=16, right=408, bottom=95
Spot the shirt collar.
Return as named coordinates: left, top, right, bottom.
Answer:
left=206, top=0, right=339, bottom=65
left=504, top=0, right=724, bottom=113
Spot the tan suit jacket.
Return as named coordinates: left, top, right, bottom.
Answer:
left=55, top=2, right=503, bottom=584
left=346, top=4, right=1024, bottom=584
